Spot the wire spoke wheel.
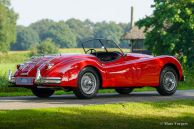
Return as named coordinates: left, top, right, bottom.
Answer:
left=73, top=67, right=100, bottom=99
left=157, top=66, right=178, bottom=96
left=163, top=72, right=176, bottom=91
left=81, top=72, right=97, bottom=95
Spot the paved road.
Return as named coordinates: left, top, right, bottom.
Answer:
left=0, top=90, right=193, bottom=110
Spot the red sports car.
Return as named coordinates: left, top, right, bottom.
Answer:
left=8, top=39, right=184, bottom=99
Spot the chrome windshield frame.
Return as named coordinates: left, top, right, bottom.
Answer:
left=81, top=39, right=124, bottom=55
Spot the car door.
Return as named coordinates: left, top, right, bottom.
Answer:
left=102, top=56, right=135, bottom=87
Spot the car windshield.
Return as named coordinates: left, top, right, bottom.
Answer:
left=81, top=39, right=123, bottom=54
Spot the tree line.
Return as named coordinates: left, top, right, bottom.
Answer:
left=11, top=19, right=130, bottom=51
left=0, top=0, right=130, bottom=53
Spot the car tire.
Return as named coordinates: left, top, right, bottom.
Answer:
left=115, top=88, right=133, bottom=94
left=157, top=66, right=178, bottom=96
left=31, top=88, right=55, bottom=98
left=73, top=67, right=100, bottom=99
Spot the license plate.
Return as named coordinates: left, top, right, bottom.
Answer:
left=16, top=78, right=33, bottom=85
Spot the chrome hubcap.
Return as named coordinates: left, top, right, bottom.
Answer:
left=163, top=72, right=176, bottom=91
left=81, top=72, right=96, bottom=94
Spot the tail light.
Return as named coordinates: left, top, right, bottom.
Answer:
left=45, top=63, right=54, bottom=70
left=17, top=64, right=24, bottom=70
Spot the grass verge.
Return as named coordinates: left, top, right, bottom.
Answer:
left=0, top=100, right=193, bottom=129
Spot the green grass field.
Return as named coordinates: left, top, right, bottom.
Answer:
left=0, top=49, right=194, bottom=97
left=0, top=100, right=193, bottom=129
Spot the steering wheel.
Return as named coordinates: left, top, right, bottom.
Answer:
left=86, top=49, right=97, bottom=56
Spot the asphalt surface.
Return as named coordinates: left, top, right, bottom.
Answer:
left=0, top=90, right=193, bottom=110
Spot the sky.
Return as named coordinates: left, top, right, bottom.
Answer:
left=11, top=0, right=154, bottom=26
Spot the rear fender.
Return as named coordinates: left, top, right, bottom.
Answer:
left=159, top=56, right=184, bottom=81
left=53, top=58, right=105, bottom=87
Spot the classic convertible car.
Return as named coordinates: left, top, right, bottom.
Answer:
left=8, top=39, right=184, bottom=99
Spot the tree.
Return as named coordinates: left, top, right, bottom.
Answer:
left=29, top=19, right=55, bottom=40
left=43, top=21, right=76, bottom=48
left=119, top=23, right=131, bottom=33
left=11, top=26, right=40, bottom=50
left=136, top=0, right=194, bottom=65
left=0, top=0, right=17, bottom=52
left=30, top=38, right=59, bottom=56
left=66, top=18, right=94, bottom=47
left=30, top=20, right=76, bottom=48
left=94, top=22, right=124, bottom=44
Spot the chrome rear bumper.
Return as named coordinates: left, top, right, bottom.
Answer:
left=35, top=77, right=62, bottom=84
left=8, top=69, right=62, bottom=85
